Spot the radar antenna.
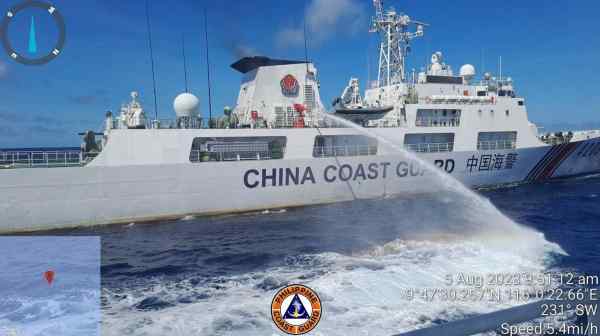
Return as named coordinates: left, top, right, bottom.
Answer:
left=370, top=0, right=427, bottom=87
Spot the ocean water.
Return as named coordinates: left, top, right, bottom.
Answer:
left=42, top=175, right=591, bottom=336
left=5, top=175, right=599, bottom=335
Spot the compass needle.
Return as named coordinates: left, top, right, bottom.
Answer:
left=28, top=15, right=37, bottom=54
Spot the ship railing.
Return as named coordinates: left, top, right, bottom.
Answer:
left=152, top=118, right=203, bottom=129
left=405, top=142, right=454, bottom=153
left=189, top=149, right=282, bottom=162
left=109, top=118, right=203, bottom=130
left=477, top=140, right=516, bottom=151
left=419, top=96, right=496, bottom=105
left=0, top=151, right=99, bottom=169
left=415, top=117, right=461, bottom=127
left=312, top=145, right=378, bottom=157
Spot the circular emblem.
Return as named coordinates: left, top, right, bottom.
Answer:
left=1, top=1, right=66, bottom=65
left=271, top=284, right=322, bottom=335
left=280, top=74, right=299, bottom=97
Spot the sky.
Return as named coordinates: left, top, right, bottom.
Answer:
left=0, top=0, right=599, bottom=147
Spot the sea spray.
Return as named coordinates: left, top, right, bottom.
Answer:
left=317, top=112, right=558, bottom=245
left=101, top=114, right=567, bottom=336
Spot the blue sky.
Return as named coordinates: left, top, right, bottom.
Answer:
left=1, top=0, right=599, bottom=147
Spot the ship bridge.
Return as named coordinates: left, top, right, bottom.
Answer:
left=229, top=56, right=325, bottom=129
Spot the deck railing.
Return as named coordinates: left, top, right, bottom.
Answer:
left=312, top=145, right=378, bottom=158
left=477, top=140, right=516, bottom=151
left=0, top=151, right=98, bottom=168
left=405, top=142, right=454, bottom=153
left=189, top=149, right=285, bottom=162
left=110, top=118, right=203, bottom=130
left=415, top=117, right=461, bottom=127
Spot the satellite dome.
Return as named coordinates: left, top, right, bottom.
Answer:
left=174, top=92, right=200, bottom=118
left=460, top=64, right=476, bottom=81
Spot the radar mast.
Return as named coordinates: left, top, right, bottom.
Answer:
left=370, top=0, right=427, bottom=87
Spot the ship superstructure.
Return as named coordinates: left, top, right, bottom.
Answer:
left=1, top=1, right=599, bottom=232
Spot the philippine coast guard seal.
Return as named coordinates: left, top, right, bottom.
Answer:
left=271, top=284, right=322, bottom=335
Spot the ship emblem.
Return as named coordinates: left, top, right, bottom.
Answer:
left=271, top=284, right=322, bottom=335
left=280, top=74, right=299, bottom=97
left=283, top=294, right=311, bottom=319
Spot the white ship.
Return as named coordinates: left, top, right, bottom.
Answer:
left=1, top=1, right=600, bottom=233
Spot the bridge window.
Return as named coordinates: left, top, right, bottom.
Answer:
left=477, top=131, right=517, bottom=150
left=313, top=135, right=377, bottom=157
left=498, top=90, right=516, bottom=98
left=190, top=136, right=286, bottom=162
left=415, top=109, right=461, bottom=127
left=404, top=133, right=454, bottom=152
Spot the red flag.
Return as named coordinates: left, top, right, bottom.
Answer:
left=44, top=270, right=55, bottom=286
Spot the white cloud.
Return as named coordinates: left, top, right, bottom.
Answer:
left=276, top=0, right=366, bottom=49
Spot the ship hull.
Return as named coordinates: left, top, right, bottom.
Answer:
left=1, top=138, right=599, bottom=233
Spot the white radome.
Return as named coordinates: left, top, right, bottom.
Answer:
left=174, top=92, right=200, bottom=118
left=459, top=64, right=476, bottom=81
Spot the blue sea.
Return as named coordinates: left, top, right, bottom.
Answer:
left=3, top=174, right=600, bottom=335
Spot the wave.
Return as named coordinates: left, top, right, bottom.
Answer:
left=102, top=230, right=563, bottom=335
left=0, top=289, right=100, bottom=336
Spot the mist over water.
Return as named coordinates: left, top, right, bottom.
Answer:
left=97, top=112, right=566, bottom=334
left=99, top=192, right=564, bottom=335
left=319, top=112, right=554, bottom=243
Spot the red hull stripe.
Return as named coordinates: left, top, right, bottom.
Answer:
left=525, top=145, right=562, bottom=181
left=525, top=142, right=581, bottom=182
left=537, top=142, right=580, bottom=180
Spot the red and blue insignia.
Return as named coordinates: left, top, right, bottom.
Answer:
left=281, top=74, right=299, bottom=97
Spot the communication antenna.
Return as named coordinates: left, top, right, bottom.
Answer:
left=367, top=46, right=370, bottom=87
left=204, top=7, right=213, bottom=128
left=303, top=18, right=309, bottom=73
left=499, top=56, right=503, bottom=81
left=367, top=33, right=373, bottom=87
left=145, top=0, right=159, bottom=122
left=370, top=0, right=427, bottom=87
left=182, top=34, right=189, bottom=93
left=481, top=48, right=485, bottom=76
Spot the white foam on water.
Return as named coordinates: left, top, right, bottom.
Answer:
left=102, top=232, right=563, bottom=336
left=0, top=289, right=100, bottom=336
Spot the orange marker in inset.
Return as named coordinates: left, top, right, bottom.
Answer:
left=44, top=270, right=55, bottom=286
